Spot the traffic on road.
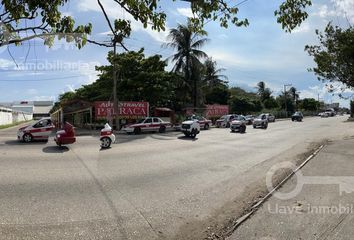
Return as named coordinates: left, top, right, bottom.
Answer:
left=14, top=111, right=342, bottom=148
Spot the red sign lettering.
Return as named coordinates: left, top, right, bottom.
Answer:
left=95, top=101, right=149, bottom=119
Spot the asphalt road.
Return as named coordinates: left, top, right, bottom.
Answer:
left=1, top=116, right=353, bottom=240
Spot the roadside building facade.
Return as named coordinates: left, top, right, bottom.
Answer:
left=0, top=101, right=53, bottom=119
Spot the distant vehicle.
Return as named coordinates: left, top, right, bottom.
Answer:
left=292, top=112, right=303, bottom=122
left=181, top=117, right=200, bottom=138
left=230, top=115, right=247, bottom=133
left=245, top=115, right=254, bottom=125
left=253, top=114, right=268, bottom=129
left=216, top=114, right=237, bottom=128
left=319, top=112, right=330, bottom=118
left=265, top=113, right=275, bottom=122
left=122, top=117, right=172, bottom=134
left=54, top=122, right=76, bottom=147
left=325, top=109, right=336, bottom=117
left=186, top=115, right=212, bottom=130
left=17, top=117, right=54, bottom=142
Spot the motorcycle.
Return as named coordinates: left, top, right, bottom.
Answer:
left=100, top=123, right=115, bottom=149
left=54, top=122, right=76, bottom=147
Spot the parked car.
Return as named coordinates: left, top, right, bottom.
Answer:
left=186, top=115, right=212, bottom=130
left=253, top=114, right=268, bottom=129
left=230, top=115, right=247, bottom=133
left=325, top=108, right=336, bottom=116
left=181, top=117, right=200, bottom=138
left=244, top=115, right=254, bottom=125
left=17, top=117, right=54, bottom=142
left=122, top=117, right=172, bottom=134
left=265, top=113, right=275, bottom=122
left=292, top=112, right=303, bottom=121
left=216, top=114, right=237, bottom=128
left=319, top=112, right=330, bottom=118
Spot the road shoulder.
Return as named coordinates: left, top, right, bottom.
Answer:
left=227, top=137, right=354, bottom=240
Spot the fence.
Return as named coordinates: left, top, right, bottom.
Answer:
left=0, top=106, right=33, bottom=126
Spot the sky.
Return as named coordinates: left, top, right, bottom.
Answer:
left=0, top=0, right=353, bottom=107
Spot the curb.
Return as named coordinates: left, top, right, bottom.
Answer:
left=225, top=144, right=325, bottom=236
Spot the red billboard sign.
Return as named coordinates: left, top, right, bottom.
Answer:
left=205, top=104, right=229, bottom=117
left=95, top=101, right=149, bottom=119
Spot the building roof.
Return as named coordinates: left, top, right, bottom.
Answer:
left=34, top=105, right=53, bottom=114
left=34, top=101, right=53, bottom=106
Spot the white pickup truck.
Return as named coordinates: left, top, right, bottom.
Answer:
left=181, top=117, right=200, bottom=138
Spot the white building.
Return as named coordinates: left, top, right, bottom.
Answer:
left=0, top=101, right=53, bottom=119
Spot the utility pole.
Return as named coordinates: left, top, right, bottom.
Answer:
left=112, top=37, right=120, bottom=131
left=284, top=84, right=292, bottom=118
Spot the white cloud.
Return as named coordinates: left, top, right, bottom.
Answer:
left=207, top=49, right=251, bottom=68
left=314, top=1, right=354, bottom=23
left=31, top=95, right=56, bottom=101
left=292, top=22, right=311, bottom=34
left=77, top=61, right=101, bottom=84
left=314, top=4, right=336, bottom=18
left=299, top=84, right=354, bottom=107
left=77, top=0, right=169, bottom=43
left=176, top=7, right=194, bottom=18
left=206, top=47, right=311, bottom=73
left=332, top=0, right=354, bottom=23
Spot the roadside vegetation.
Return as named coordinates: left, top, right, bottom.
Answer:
left=50, top=22, right=327, bottom=119
left=0, top=120, right=30, bottom=130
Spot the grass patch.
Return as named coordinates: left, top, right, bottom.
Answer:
left=0, top=120, right=31, bottom=130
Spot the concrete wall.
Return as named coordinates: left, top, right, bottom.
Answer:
left=0, top=107, right=13, bottom=125
left=0, top=107, right=33, bottom=126
left=12, top=111, right=33, bottom=122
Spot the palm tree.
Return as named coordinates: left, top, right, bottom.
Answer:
left=257, top=81, right=266, bottom=96
left=203, top=57, right=228, bottom=88
left=289, top=87, right=299, bottom=102
left=165, top=22, right=208, bottom=109
left=256, top=81, right=272, bottom=102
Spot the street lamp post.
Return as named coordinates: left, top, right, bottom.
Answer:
left=284, top=84, right=292, bottom=118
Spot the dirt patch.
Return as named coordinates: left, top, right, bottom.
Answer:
left=171, top=141, right=328, bottom=240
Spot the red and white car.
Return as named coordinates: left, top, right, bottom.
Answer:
left=122, top=117, right=172, bottom=134
left=17, top=117, right=54, bottom=142
left=186, top=115, right=212, bottom=130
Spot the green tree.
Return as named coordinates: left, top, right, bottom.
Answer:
left=165, top=22, right=208, bottom=109
left=205, top=86, right=230, bottom=105
left=305, top=23, right=354, bottom=91
left=202, top=57, right=228, bottom=105
left=202, top=57, right=228, bottom=88
left=256, top=81, right=272, bottom=102
left=299, top=98, right=318, bottom=111
left=229, top=96, right=262, bottom=114
left=0, top=1, right=92, bottom=48
left=1, top=0, right=313, bottom=48
left=276, top=94, right=295, bottom=114
left=263, top=97, right=278, bottom=109
left=288, top=87, right=299, bottom=102
left=56, top=50, right=181, bottom=108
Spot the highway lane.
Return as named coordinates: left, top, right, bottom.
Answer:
left=0, top=116, right=353, bottom=239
